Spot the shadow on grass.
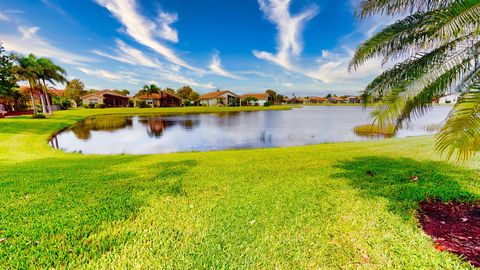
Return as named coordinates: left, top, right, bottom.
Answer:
left=0, top=156, right=196, bottom=268
left=332, top=156, right=479, bottom=220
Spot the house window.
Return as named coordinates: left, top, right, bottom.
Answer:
left=89, top=99, right=98, bottom=104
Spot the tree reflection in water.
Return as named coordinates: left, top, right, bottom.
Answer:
left=71, top=116, right=133, bottom=140
left=139, top=116, right=199, bottom=138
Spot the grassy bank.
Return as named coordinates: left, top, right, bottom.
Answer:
left=0, top=107, right=479, bottom=269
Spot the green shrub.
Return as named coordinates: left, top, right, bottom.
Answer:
left=83, top=104, right=90, bottom=109
left=52, top=96, right=72, bottom=110
left=137, top=100, right=148, bottom=108
left=32, top=113, right=46, bottom=119
left=95, top=104, right=106, bottom=109
left=263, top=102, right=270, bottom=107
left=88, top=103, right=95, bottom=109
left=183, top=99, right=191, bottom=107
left=354, top=124, right=395, bottom=137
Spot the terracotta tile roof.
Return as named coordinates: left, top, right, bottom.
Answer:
left=19, top=86, right=65, bottom=97
left=81, top=90, right=128, bottom=100
left=19, top=86, right=42, bottom=96
left=137, top=91, right=181, bottom=100
left=199, top=90, right=237, bottom=99
left=309, top=97, right=327, bottom=101
left=137, top=93, right=162, bottom=99
left=240, top=93, right=269, bottom=100
left=48, top=89, right=65, bottom=96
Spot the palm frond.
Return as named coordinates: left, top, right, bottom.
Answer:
left=357, top=0, right=458, bottom=18
left=436, top=81, right=480, bottom=160
left=428, top=0, right=480, bottom=41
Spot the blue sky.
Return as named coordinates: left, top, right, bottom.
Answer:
left=0, top=0, right=393, bottom=96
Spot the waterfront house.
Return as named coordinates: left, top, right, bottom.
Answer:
left=348, top=96, right=362, bottom=103
left=136, top=91, right=182, bottom=107
left=81, top=90, right=129, bottom=107
left=240, top=93, right=270, bottom=106
left=308, top=97, right=327, bottom=104
left=199, top=90, right=239, bottom=106
left=327, top=96, right=347, bottom=103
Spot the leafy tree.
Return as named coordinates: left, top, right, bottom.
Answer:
left=188, top=91, right=200, bottom=102
left=65, top=79, right=86, bottom=106
left=242, top=96, right=259, bottom=106
left=265, top=89, right=277, bottom=103
left=176, top=85, right=194, bottom=99
left=0, top=43, right=16, bottom=101
left=164, top=87, right=176, bottom=95
left=113, top=89, right=130, bottom=96
left=350, top=0, right=480, bottom=160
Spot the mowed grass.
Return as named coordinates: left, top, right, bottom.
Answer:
left=1, top=107, right=480, bottom=269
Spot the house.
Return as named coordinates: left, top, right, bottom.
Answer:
left=199, top=90, right=239, bottom=106
left=18, top=86, right=67, bottom=110
left=327, top=96, right=347, bottom=103
left=308, top=97, right=327, bottom=104
left=240, top=93, right=270, bottom=106
left=348, top=96, right=362, bottom=103
left=136, top=91, right=182, bottom=107
left=287, top=97, right=305, bottom=104
left=439, top=93, right=460, bottom=104
left=81, top=90, right=129, bottom=107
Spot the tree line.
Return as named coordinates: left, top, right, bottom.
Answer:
left=0, top=43, right=67, bottom=115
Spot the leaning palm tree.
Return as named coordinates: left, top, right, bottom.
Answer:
left=37, top=57, right=67, bottom=114
left=11, top=54, right=41, bottom=114
left=350, top=0, right=480, bottom=160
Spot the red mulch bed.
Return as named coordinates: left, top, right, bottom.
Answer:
left=419, top=201, right=480, bottom=267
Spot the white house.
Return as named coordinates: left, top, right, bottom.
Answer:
left=240, top=93, right=270, bottom=106
left=199, top=90, right=239, bottom=106
left=439, top=93, right=460, bottom=104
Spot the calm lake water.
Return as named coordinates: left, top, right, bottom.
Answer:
left=51, top=106, right=451, bottom=154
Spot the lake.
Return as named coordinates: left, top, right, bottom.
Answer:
left=50, top=106, right=451, bottom=155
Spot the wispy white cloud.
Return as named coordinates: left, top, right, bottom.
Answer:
left=253, top=0, right=318, bottom=70
left=305, top=49, right=383, bottom=83
left=0, top=25, right=94, bottom=65
left=156, top=11, right=179, bottom=43
left=0, top=12, right=10, bottom=21
left=94, top=0, right=199, bottom=71
left=209, top=51, right=244, bottom=80
left=78, top=67, right=140, bottom=84
left=252, top=0, right=396, bottom=88
left=93, top=39, right=214, bottom=90
left=92, top=39, right=163, bottom=68
left=41, top=0, right=68, bottom=17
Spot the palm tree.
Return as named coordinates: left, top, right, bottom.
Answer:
left=142, top=84, right=160, bottom=96
left=37, top=57, right=67, bottom=114
left=11, top=54, right=40, bottom=114
left=350, top=0, right=480, bottom=160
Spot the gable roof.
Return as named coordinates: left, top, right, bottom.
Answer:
left=309, top=97, right=327, bottom=101
left=81, top=90, right=128, bottom=100
left=19, top=86, right=65, bottom=97
left=240, top=93, right=269, bottom=100
left=199, top=90, right=238, bottom=99
left=137, top=91, right=182, bottom=100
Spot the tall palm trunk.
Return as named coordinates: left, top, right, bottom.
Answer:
left=42, top=79, right=52, bottom=114
left=39, top=92, right=47, bottom=114
left=28, top=80, right=37, bottom=114
left=37, top=79, right=47, bottom=114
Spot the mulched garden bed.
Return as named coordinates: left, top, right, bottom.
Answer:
left=419, top=201, right=480, bottom=267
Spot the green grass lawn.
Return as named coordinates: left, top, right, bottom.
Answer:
left=1, top=107, right=479, bottom=269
